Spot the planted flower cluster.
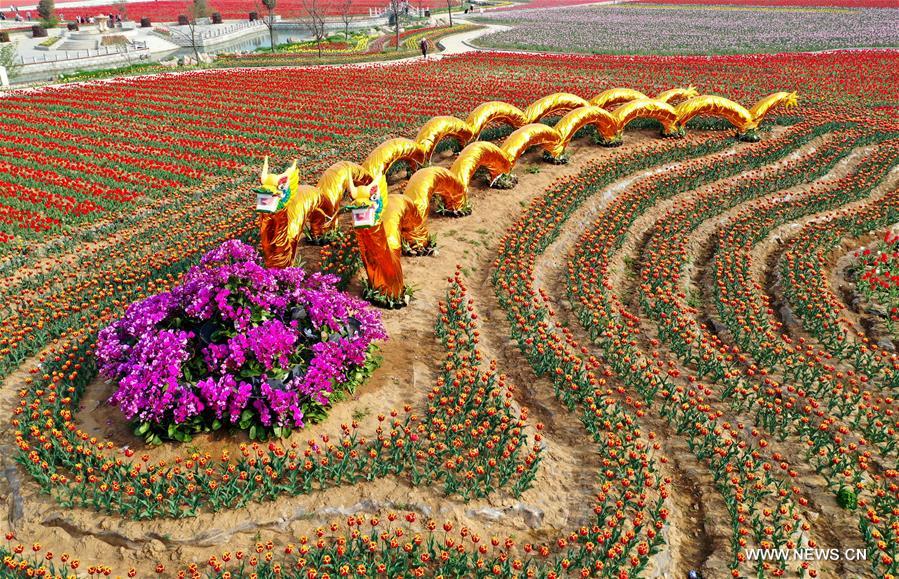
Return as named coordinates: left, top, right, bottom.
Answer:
left=853, top=231, right=899, bottom=336
left=95, top=239, right=386, bottom=443
left=11, top=267, right=538, bottom=525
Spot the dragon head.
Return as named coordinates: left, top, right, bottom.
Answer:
left=255, top=157, right=299, bottom=213
left=348, top=175, right=388, bottom=229
left=784, top=91, right=799, bottom=108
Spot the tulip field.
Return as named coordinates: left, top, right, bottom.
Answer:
left=1, top=26, right=899, bottom=579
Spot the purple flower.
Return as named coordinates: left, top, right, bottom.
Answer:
left=95, top=240, right=386, bottom=440
left=246, top=320, right=297, bottom=371
left=104, top=328, right=193, bottom=424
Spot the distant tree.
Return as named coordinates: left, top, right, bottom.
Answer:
left=259, top=0, right=277, bottom=52
left=193, top=0, right=208, bottom=18
left=37, top=0, right=57, bottom=27
left=169, top=0, right=208, bottom=63
left=0, top=42, right=20, bottom=86
left=337, top=0, right=353, bottom=41
left=388, top=0, right=401, bottom=51
left=445, top=0, right=452, bottom=26
left=301, top=0, right=326, bottom=57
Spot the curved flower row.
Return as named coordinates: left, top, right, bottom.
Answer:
left=483, top=139, right=742, bottom=575
left=780, top=225, right=899, bottom=387
left=709, top=137, right=899, bottom=451
left=853, top=232, right=899, bottom=337
left=633, top=127, right=896, bottom=454
left=561, top=122, right=830, bottom=576
left=605, top=122, right=898, bottom=575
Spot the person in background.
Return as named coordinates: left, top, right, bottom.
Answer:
left=419, top=37, right=428, bottom=59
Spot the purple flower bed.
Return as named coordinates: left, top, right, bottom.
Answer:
left=476, top=4, right=899, bottom=54
left=96, top=240, right=386, bottom=444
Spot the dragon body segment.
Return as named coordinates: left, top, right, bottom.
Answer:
left=675, top=91, right=798, bottom=140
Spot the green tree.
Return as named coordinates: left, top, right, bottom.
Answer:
left=37, top=0, right=58, bottom=27
left=192, top=0, right=208, bottom=19
left=0, top=42, right=20, bottom=86
left=169, top=0, right=209, bottom=64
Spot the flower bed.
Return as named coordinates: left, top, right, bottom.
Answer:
left=475, top=4, right=899, bottom=54
left=216, top=25, right=475, bottom=67
left=780, top=221, right=899, bottom=385
left=562, top=119, right=899, bottom=576
left=96, top=239, right=385, bottom=443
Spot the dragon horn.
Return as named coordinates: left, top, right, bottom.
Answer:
left=261, top=156, right=269, bottom=180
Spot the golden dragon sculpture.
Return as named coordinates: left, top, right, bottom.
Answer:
left=255, top=88, right=797, bottom=307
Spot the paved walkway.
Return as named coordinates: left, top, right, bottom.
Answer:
left=436, top=20, right=509, bottom=54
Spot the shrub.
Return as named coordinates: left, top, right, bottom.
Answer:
left=37, top=0, right=57, bottom=27
left=96, top=240, right=386, bottom=444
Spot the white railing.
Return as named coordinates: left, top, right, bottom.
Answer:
left=370, top=5, right=429, bottom=17
left=17, top=41, right=148, bottom=64
left=163, top=19, right=266, bottom=46
left=196, top=19, right=265, bottom=40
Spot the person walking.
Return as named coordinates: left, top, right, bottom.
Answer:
left=419, top=37, right=428, bottom=59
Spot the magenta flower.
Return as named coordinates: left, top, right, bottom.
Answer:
left=96, top=240, right=385, bottom=442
